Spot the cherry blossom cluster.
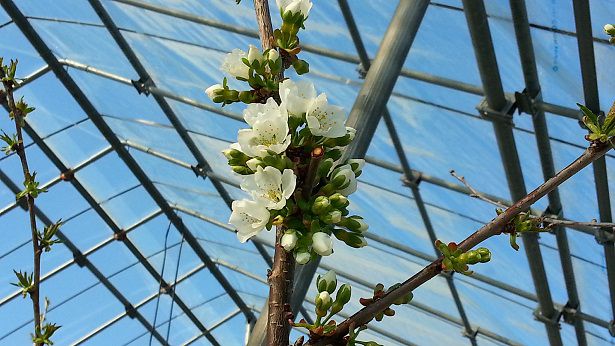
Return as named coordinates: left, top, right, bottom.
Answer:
left=207, top=0, right=368, bottom=264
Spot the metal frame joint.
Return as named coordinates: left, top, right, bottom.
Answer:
left=559, top=301, right=579, bottom=325
left=514, top=88, right=541, bottom=117
left=594, top=227, right=615, bottom=245
left=131, top=77, right=153, bottom=95
left=191, top=163, right=207, bottom=177
left=401, top=172, right=422, bottom=189
left=533, top=306, right=562, bottom=327
left=476, top=96, right=516, bottom=126
left=73, top=252, right=86, bottom=268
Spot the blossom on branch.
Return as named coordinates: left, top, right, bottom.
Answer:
left=240, top=166, right=297, bottom=210
left=221, top=48, right=250, bottom=80
left=306, top=93, right=347, bottom=138
left=312, top=232, right=333, bottom=256
left=279, top=78, right=316, bottom=116
left=238, top=98, right=291, bottom=157
left=230, top=200, right=270, bottom=242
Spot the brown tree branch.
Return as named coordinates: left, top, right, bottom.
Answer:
left=1, top=66, right=43, bottom=345
left=252, top=1, right=295, bottom=345
left=309, top=141, right=612, bottom=345
left=450, top=169, right=615, bottom=230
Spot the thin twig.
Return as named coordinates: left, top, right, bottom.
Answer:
left=450, top=170, right=615, bottom=230
left=309, top=142, right=612, bottom=345
left=1, top=66, right=43, bottom=345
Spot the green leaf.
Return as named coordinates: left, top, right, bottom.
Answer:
left=11, top=270, right=34, bottom=298
left=578, top=103, right=598, bottom=124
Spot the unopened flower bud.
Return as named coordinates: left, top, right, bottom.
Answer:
left=232, top=166, right=253, bottom=175
left=205, top=84, right=223, bottom=101
left=246, top=158, right=263, bottom=171
left=315, top=291, right=332, bottom=317
left=294, top=250, right=311, bottom=264
left=317, top=270, right=337, bottom=293
left=281, top=230, right=298, bottom=251
left=312, top=232, right=333, bottom=256
left=329, top=193, right=349, bottom=208
left=267, top=48, right=280, bottom=62
left=311, top=196, right=331, bottom=215
left=477, top=247, right=491, bottom=263
left=605, top=24, right=615, bottom=35
left=347, top=159, right=365, bottom=176
left=316, top=291, right=332, bottom=307
left=346, top=127, right=356, bottom=141
left=335, top=283, right=351, bottom=305
left=333, top=228, right=366, bottom=248
left=247, top=44, right=263, bottom=64
left=321, top=210, right=342, bottom=224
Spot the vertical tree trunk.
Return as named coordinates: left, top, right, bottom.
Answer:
left=252, top=1, right=295, bottom=345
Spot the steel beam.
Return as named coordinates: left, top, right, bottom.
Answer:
left=1, top=2, right=244, bottom=343
left=0, top=169, right=167, bottom=345
left=72, top=264, right=211, bottom=345
left=572, top=0, right=615, bottom=327
left=86, top=0, right=272, bottom=270
left=509, top=0, right=587, bottom=344
left=338, top=0, right=477, bottom=343
left=461, top=0, right=562, bottom=344
left=108, top=0, right=580, bottom=120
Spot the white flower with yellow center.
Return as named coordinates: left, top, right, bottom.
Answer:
left=279, top=78, right=316, bottom=116
left=238, top=98, right=291, bottom=157
left=229, top=200, right=270, bottom=242
left=240, top=166, right=297, bottom=210
left=221, top=48, right=250, bottom=80
left=306, top=93, right=347, bottom=138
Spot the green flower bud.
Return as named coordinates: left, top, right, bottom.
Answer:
left=294, top=250, right=311, bottom=265
left=232, top=166, right=253, bottom=175
left=329, top=193, right=349, bottom=208
left=477, top=247, right=491, bottom=263
left=466, top=250, right=481, bottom=265
left=333, top=229, right=367, bottom=248
left=238, top=90, right=254, bottom=104
left=311, top=196, right=331, bottom=215
left=335, top=283, right=351, bottom=305
left=318, top=158, right=334, bottom=178
left=457, top=252, right=469, bottom=265
left=317, top=270, right=337, bottom=293
left=315, top=291, right=332, bottom=317
left=320, top=210, right=342, bottom=224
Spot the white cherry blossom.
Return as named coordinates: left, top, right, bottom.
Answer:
left=279, top=79, right=316, bottom=116
left=238, top=99, right=291, bottom=157
left=221, top=48, right=250, bottom=80
left=229, top=200, right=270, bottom=242
left=306, top=93, right=347, bottom=138
left=240, top=166, right=297, bottom=210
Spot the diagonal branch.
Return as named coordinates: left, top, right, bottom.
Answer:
left=309, top=141, right=612, bottom=345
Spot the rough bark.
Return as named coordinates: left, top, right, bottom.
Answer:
left=252, top=1, right=295, bottom=345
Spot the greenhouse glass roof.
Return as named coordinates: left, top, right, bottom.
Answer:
left=0, top=0, right=614, bottom=345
